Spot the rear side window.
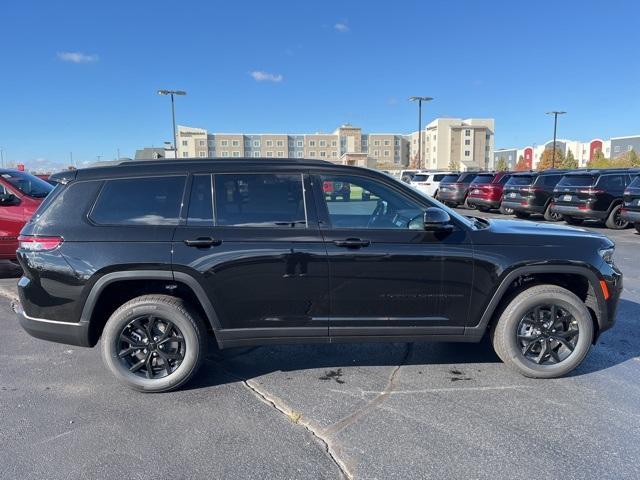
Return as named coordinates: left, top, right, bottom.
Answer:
left=557, top=175, right=596, bottom=187
left=536, top=175, right=562, bottom=187
left=214, top=173, right=306, bottom=228
left=471, top=174, right=494, bottom=184
left=506, top=175, right=534, bottom=186
left=90, top=176, right=186, bottom=225
left=629, top=176, right=640, bottom=188
left=440, top=174, right=460, bottom=183
left=597, top=175, right=625, bottom=189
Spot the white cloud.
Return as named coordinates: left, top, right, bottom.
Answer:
left=57, top=51, right=99, bottom=63
left=334, top=22, right=349, bottom=33
left=250, top=70, right=283, bottom=83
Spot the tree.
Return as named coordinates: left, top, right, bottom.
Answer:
left=515, top=155, right=529, bottom=171
left=537, top=148, right=565, bottom=170
left=611, top=149, right=640, bottom=167
left=562, top=148, right=578, bottom=169
left=448, top=159, right=460, bottom=171
left=587, top=150, right=610, bottom=169
left=495, top=157, right=508, bottom=171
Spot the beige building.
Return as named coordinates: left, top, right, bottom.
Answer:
left=173, top=118, right=493, bottom=170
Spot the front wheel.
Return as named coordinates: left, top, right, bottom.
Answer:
left=564, top=216, right=583, bottom=226
left=491, top=285, right=593, bottom=378
left=101, top=295, right=207, bottom=392
left=605, top=204, right=629, bottom=230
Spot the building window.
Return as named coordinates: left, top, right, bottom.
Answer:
left=221, top=140, right=228, bottom=147
left=320, top=151, right=326, bottom=157
left=374, top=140, right=380, bottom=146
left=465, top=139, right=471, bottom=145
left=384, top=150, right=390, bottom=157
left=208, top=150, right=214, bottom=156
left=222, top=151, right=229, bottom=157
left=208, top=140, right=215, bottom=147
left=266, top=151, right=273, bottom=157
left=182, top=152, right=188, bottom=158
left=395, top=139, right=399, bottom=146
left=309, top=151, right=316, bottom=157
left=464, top=150, right=470, bottom=157
left=199, top=151, right=206, bottom=157
left=309, top=140, right=316, bottom=147
left=277, top=151, right=284, bottom=157
left=614, top=146, right=620, bottom=153
left=198, top=140, right=205, bottom=147
left=253, top=151, right=260, bottom=157
left=253, top=140, right=260, bottom=147
left=394, top=150, right=399, bottom=157
left=232, top=140, right=239, bottom=147
left=332, top=151, right=337, bottom=157
left=373, top=150, right=379, bottom=156
left=465, top=129, right=471, bottom=136
left=296, top=151, right=303, bottom=158
left=182, top=140, right=188, bottom=146
left=277, top=140, right=284, bottom=147
left=332, top=141, right=337, bottom=147
left=297, top=140, right=303, bottom=147
left=384, top=140, right=390, bottom=146
left=232, top=151, right=240, bottom=157
left=319, top=140, right=326, bottom=147
left=433, top=135, right=437, bottom=141
left=362, top=140, right=368, bottom=146
left=266, top=140, right=273, bottom=147
left=433, top=146, right=436, bottom=152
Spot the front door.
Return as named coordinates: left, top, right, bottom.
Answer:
left=312, top=172, right=473, bottom=337
left=172, top=172, right=329, bottom=341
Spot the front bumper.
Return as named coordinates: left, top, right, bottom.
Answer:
left=550, top=204, right=608, bottom=220
left=14, top=300, right=92, bottom=347
left=466, top=196, right=501, bottom=209
left=621, top=208, right=640, bottom=224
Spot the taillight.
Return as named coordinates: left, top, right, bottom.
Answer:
left=18, top=235, right=63, bottom=251
left=578, top=189, right=604, bottom=194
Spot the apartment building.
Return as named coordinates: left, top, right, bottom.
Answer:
left=407, top=118, right=495, bottom=171
left=494, top=133, right=639, bottom=169
left=167, top=119, right=493, bottom=169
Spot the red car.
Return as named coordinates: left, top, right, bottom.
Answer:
left=465, top=172, right=512, bottom=212
left=0, top=170, right=54, bottom=259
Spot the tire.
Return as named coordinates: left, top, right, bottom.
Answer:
left=499, top=205, right=514, bottom=215
left=605, top=204, right=629, bottom=230
left=491, top=284, right=593, bottom=379
left=514, top=211, right=530, bottom=219
left=564, top=216, right=583, bottom=226
left=101, top=294, right=207, bottom=393
left=543, top=204, right=563, bottom=222
left=463, top=196, right=476, bottom=210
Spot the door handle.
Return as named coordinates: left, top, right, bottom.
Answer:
left=333, top=238, right=371, bottom=248
left=183, top=237, right=222, bottom=248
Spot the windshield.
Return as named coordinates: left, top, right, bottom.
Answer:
left=506, top=175, right=534, bottom=186
left=1, top=171, right=54, bottom=198
left=439, top=174, right=460, bottom=183
left=557, top=175, right=596, bottom=187
left=471, top=174, right=494, bottom=184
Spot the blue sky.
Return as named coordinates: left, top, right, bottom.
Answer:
left=1, top=0, right=639, bottom=169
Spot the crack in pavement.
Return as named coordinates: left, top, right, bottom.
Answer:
left=322, top=343, right=413, bottom=437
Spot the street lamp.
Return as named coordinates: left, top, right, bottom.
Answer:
left=545, top=111, right=566, bottom=168
left=158, top=90, right=187, bottom=158
left=409, top=96, right=433, bottom=169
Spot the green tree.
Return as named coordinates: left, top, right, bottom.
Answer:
left=562, top=148, right=578, bottom=169
left=495, top=156, right=508, bottom=171
left=587, top=150, right=610, bottom=168
left=537, top=148, right=565, bottom=170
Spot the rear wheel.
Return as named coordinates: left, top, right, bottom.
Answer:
left=564, top=216, right=583, bottom=226
left=491, top=285, right=593, bottom=378
left=463, top=196, right=476, bottom=210
left=605, top=204, right=629, bottom=230
left=499, top=205, right=514, bottom=215
left=101, top=294, right=207, bottom=392
left=514, top=211, right=530, bottom=219
left=543, top=204, right=563, bottom=222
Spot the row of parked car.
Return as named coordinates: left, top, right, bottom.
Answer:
left=403, top=168, right=640, bottom=231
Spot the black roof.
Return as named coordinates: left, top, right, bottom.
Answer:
left=564, top=167, right=640, bottom=176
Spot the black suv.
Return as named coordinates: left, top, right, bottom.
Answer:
left=502, top=170, right=570, bottom=221
left=551, top=168, right=640, bottom=229
left=622, top=173, right=640, bottom=233
left=15, top=159, right=622, bottom=392
left=436, top=171, right=481, bottom=208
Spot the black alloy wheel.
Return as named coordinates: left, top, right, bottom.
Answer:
left=517, top=304, right=579, bottom=365
left=117, top=315, right=185, bottom=379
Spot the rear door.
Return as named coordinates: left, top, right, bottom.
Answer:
left=171, top=171, right=329, bottom=339
left=594, top=174, right=626, bottom=211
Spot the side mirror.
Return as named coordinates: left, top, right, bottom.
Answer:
left=423, top=207, right=452, bottom=232
left=0, top=193, right=18, bottom=206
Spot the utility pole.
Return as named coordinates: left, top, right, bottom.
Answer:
left=408, top=96, right=433, bottom=169
left=158, top=90, right=187, bottom=158
left=546, top=111, right=566, bottom=169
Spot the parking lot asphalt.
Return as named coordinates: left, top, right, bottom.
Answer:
left=1, top=211, right=639, bottom=479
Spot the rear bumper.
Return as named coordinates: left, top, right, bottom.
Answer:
left=14, top=300, right=92, bottom=347
left=550, top=204, right=608, bottom=220
left=437, top=190, right=465, bottom=204
left=501, top=200, right=545, bottom=214
left=621, top=208, right=640, bottom=224
left=466, top=197, right=501, bottom=209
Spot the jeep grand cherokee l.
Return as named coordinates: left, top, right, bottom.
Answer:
left=551, top=168, right=640, bottom=229
left=501, top=170, right=569, bottom=221
left=465, top=172, right=511, bottom=212
left=436, top=171, right=481, bottom=208
left=621, top=173, right=640, bottom=233
left=15, top=159, right=622, bottom=392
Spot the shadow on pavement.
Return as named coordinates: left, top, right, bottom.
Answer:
left=0, top=260, right=21, bottom=279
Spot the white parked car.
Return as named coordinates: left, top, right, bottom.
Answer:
left=409, top=171, right=455, bottom=197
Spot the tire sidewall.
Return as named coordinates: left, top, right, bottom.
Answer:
left=606, top=204, right=628, bottom=229
left=101, top=300, right=201, bottom=392
left=500, top=289, right=593, bottom=378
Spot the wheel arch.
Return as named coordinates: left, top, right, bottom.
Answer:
left=467, top=265, right=607, bottom=342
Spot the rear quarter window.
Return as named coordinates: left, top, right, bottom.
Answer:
left=90, top=176, right=186, bottom=225
left=557, top=175, right=596, bottom=187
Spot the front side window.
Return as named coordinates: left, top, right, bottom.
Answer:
left=319, top=174, right=422, bottom=229
left=91, top=176, right=185, bottom=225
left=214, top=174, right=306, bottom=228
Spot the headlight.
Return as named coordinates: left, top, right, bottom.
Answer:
left=599, top=246, right=615, bottom=266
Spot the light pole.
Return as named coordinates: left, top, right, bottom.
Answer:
left=158, top=90, right=187, bottom=158
left=546, top=111, right=566, bottom=168
left=0, top=147, right=4, bottom=168
left=409, top=96, right=433, bottom=169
